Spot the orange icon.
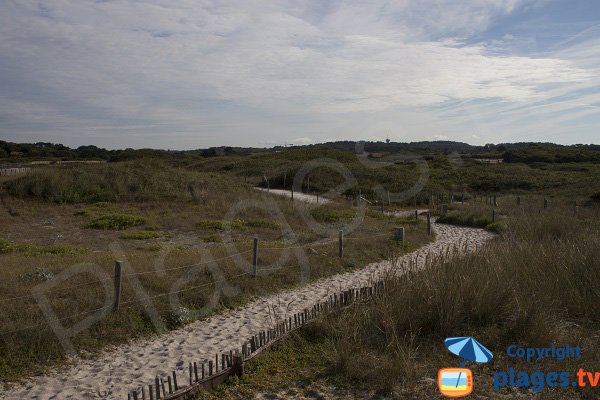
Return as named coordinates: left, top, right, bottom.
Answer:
left=438, top=368, right=473, bottom=398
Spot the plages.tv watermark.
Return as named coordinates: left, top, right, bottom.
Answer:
left=493, top=344, right=599, bottom=393
left=438, top=339, right=599, bottom=398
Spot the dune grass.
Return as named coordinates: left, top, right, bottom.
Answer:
left=0, top=161, right=432, bottom=382
left=205, top=202, right=600, bottom=399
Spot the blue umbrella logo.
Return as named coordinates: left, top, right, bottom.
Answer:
left=444, top=336, right=493, bottom=364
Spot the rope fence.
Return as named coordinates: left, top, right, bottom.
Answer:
left=0, top=224, right=418, bottom=336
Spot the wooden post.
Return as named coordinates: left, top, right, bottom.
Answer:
left=380, top=202, right=384, bottom=214
left=167, top=376, right=172, bottom=394
left=394, top=227, right=405, bottom=241
left=544, top=197, right=548, bottom=210
left=142, top=386, right=146, bottom=400
left=149, top=385, right=154, bottom=400
left=291, top=186, right=294, bottom=200
left=160, top=377, right=166, bottom=397
left=172, top=371, right=178, bottom=391
left=307, top=176, right=310, bottom=193
left=155, top=377, right=161, bottom=399
left=427, top=212, right=431, bottom=235
left=338, top=230, right=343, bottom=258
left=113, top=261, right=123, bottom=312
left=252, top=237, right=258, bottom=276
left=133, top=390, right=139, bottom=400
left=193, top=362, right=198, bottom=382
left=283, top=171, right=287, bottom=188
left=189, top=362, right=193, bottom=386
left=232, top=353, right=244, bottom=378
left=493, top=195, right=498, bottom=207
left=316, top=192, right=319, bottom=203
left=415, top=210, right=418, bottom=221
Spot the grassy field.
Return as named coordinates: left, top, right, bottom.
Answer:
left=201, top=199, right=600, bottom=399
left=1, top=148, right=599, bottom=396
left=0, top=159, right=431, bottom=382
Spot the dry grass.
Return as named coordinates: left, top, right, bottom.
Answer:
left=206, top=200, right=600, bottom=399
left=0, top=161, right=432, bottom=382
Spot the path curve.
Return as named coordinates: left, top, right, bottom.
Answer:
left=3, top=197, right=494, bottom=400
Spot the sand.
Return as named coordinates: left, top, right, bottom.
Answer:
left=3, top=193, right=494, bottom=400
left=255, top=188, right=331, bottom=204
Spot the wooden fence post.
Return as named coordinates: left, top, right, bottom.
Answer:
left=415, top=209, right=418, bottom=221
left=252, top=238, right=258, bottom=276
left=394, top=227, right=404, bottom=242
left=427, top=212, right=431, bottom=235
left=232, top=353, right=244, bottom=378
left=113, top=261, right=122, bottom=312
left=338, top=230, right=343, bottom=258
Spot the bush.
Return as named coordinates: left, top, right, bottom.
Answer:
left=310, top=208, right=357, bottom=223
left=437, top=211, right=493, bottom=229
left=87, top=214, right=145, bottom=230
left=243, top=219, right=280, bottom=230
left=201, top=234, right=223, bottom=243
left=196, top=220, right=245, bottom=231
left=119, top=230, right=163, bottom=240
left=0, top=239, right=86, bottom=255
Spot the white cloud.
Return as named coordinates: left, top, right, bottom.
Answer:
left=0, top=0, right=596, bottom=148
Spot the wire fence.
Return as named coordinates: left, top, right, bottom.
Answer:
left=0, top=227, right=408, bottom=336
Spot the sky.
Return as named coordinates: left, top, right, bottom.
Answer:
left=0, top=0, right=599, bottom=150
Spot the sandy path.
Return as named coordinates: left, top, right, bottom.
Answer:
left=4, top=194, right=494, bottom=400
left=255, top=188, right=331, bottom=204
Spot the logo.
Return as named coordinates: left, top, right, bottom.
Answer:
left=438, top=368, right=473, bottom=398
left=438, top=336, right=493, bottom=398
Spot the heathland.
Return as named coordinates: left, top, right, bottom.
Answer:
left=1, top=141, right=599, bottom=399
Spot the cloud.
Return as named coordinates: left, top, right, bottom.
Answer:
left=0, top=0, right=597, bottom=148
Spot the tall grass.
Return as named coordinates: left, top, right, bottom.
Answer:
left=4, top=160, right=239, bottom=203
left=305, top=205, right=600, bottom=395
left=218, top=203, right=600, bottom=399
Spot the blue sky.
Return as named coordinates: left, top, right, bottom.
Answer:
left=0, top=0, right=598, bottom=149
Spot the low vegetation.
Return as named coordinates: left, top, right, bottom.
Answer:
left=209, top=202, right=600, bottom=399
left=119, top=230, right=164, bottom=240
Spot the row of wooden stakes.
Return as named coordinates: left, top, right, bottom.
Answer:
left=127, top=282, right=385, bottom=399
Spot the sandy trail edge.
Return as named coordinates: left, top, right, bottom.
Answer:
left=254, top=188, right=331, bottom=204
left=3, top=200, right=493, bottom=400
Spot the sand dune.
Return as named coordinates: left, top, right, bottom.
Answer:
left=3, top=193, right=493, bottom=399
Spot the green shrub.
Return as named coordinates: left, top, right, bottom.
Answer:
left=243, top=219, right=279, bottom=229
left=310, top=208, right=357, bottom=223
left=0, top=239, right=86, bottom=255
left=196, top=219, right=245, bottom=231
left=87, top=213, right=145, bottom=230
left=484, top=221, right=507, bottom=234
left=119, top=230, right=163, bottom=240
left=201, top=234, right=223, bottom=243
left=437, top=211, right=493, bottom=228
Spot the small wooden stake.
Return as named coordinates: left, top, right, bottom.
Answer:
left=338, top=230, right=343, bottom=258
left=427, top=212, right=431, bottom=235
left=252, top=237, right=258, bottom=276
left=172, top=371, right=178, bottom=391
left=113, top=261, right=123, bottom=312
